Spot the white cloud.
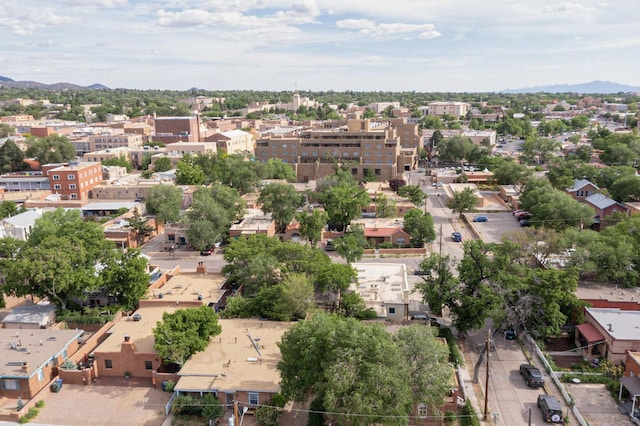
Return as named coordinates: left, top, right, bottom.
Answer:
left=63, top=0, right=128, bottom=7
left=543, top=2, right=595, bottom=13
left=336, top=19, right=440, bottom=38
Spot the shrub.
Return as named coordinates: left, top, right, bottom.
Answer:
left=164, top=380, right=176, bottom=393
left=35, top=401, right=44, bottom=409
left=459, top=400, right=480, bottom=426
left=255, top=404, right=280, bottom=426
left=19, top=407, right=40, bottom=423
left=61, top=359, right=79, bottom=370
left=439, top=327, right=464, bottom=365
left=444, top=410, right=457, bottom=425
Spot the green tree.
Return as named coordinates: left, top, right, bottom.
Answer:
left=128, top=208, right=154, bottom=247
left=24, top=135, right=76, bottom=164
left=258, top=183, right=304, bottom=233
left=323, top=183, right=370, bottom=231
left=447, top=187, right=478, bottom=218
left=436, top=135, right=473, bottom=164
left=297, top=209, right=328, bottom=246
left=271, top=273, right=315, bottom=321
left=153, top=306, right=222, bottom=367
left=0, top=124, right=16, bottom=137
left=0, top=140, right=26, bottom=173
left=175, top=154, right=205, bottom=185
left=315, top=263, right=356, bottom=311
left=414, top=253, right=458, bottom=316
left=184, top=184, right=245, bottom=249
left=520, top=136, right=560, bottom=165
left=146, top=184, right=183, bottom=224
left=0, top=200, right=19, bottom=219
left=334, top=225, right=366, bottom=263
left=610, top=175, right=640, bottom=202
left=491, top=161, right=531, bottom=185
left=263, top=158, right=296, bottom=182
left=100, top=155, right=133, bottom=172
left=374, top=193, right=396, bottom=218
left=99, top=248, right=149, bottom=310
left=153, top=156, right=172, bottom=172
left=214, top=154, right=260, bottom=194
left=402, top=208, right=435, bottom=247
left=397, top=185, right=426, bottom=207
left=278, top=315, right=419, bottom=425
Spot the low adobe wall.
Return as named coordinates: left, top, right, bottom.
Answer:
left=363, top=248, right=426, bottom=255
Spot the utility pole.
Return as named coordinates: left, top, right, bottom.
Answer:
left=484, top=328, right=491, bottom=421
left=439, top=223, right=443, bottom=258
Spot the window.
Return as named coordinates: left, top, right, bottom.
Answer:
left=397, top=238, right=405, bottom=245
left=292, top=151, right=297, bottom=156
left=53, top=184, right=62, bottom=190
left=282, top=144, right=287, bottom=148
left=144, top=361, right=153, bottom=370
left=388, top=307, right=396, bottom=314
left=376, top=152, right=382, bottom=156
left=37, top=369, right=44, bottom=381
left=365, top=152, right=370, bottom=156
left=365, top=143, right=370, bottom=148
left=67, top=174, right=76, bottom=180
left=2, top=379, right=18, bottom=390
left=105, top=359, right=113, bottom=369
left=69, top=184, right=77, bottom=189
left=417, top=403, right=428, bottom=417
left=302, top=151, right=307, bottom=156
left=375, top=169, right=381, bottom=175
left=70, top=194, right=78, bottom=199
left=52, top=175, right=60, bottom=180
left=248, top=392, right=259, bottom=405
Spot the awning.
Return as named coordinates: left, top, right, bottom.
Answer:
left=621, top=376, right=640, bottom=396
left=576, top=323, right=605, bottom=343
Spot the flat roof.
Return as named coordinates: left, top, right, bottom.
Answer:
left=176, top=319, right=294, bottom=393
left=148, top=273, right=227, bottom=305
left=587, top=308, right=640, bottom=341
left=81, top=201, right=140, bottom=211
left=0, top=329, right=83, bottom=378
left=229, top=209, right=273, bottom=232
left=94, top=305, right=184, bottom=354
left=351, top=263, right=409, bottom=317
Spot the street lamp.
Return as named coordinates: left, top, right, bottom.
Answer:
left=170, top=244, right=175, bottom=259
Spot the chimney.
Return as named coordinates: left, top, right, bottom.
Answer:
left=124, top=335, right=130, bottom=342
left=21, top=362, right=28, bottom=373
left=196, top=261, right=207, bottom=274
left=608, top=323, right=613, bottom=332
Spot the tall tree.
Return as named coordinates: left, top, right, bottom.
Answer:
left=263, top=158, right=296, bottom=182
left=297, top=209, right=328, bottom=246
left=146, top=184, right=183, bottom=224
left=0, top=140, right=26, bottom=173
left=127, top=208, right=154, bottom=247
left=402, top=208, right=436, bottom=247
left=175, top=154, right=205, bottom=185
left=24, top=135, right=76, bottom=164
left=397, top=184, right=426, bottom=207
left=258, top=183, right=304, bottom=233
left=153, top=306, right=222, bottom=367
left=334, top=225, right=366, bottom=263
left=99, top=248, right=149, bottom=310
left=271, top=273, right=315, bottom=321
left=153, top=156, right=173, bottom=173
left=447, top=187, right=478, bottom=218
left=323, top=183, right=370, bottom=231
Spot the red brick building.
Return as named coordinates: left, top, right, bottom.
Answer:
left=42, top=162, right=103, bottom=201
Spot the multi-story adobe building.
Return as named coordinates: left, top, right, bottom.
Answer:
left=255, top=118, right=418, bottom=182
left=87, top=133, right=144, bottom=152
left=164, top=141, right=218, bottom=156
left=426, top=101, right=471, bottom=117
left=42, top=161, right=103, bottom=201
left=153, top=116, right=200, bottom=143
left=206, top=129, right=254, bottom=155
left=83, top=147, right=132, bottom=164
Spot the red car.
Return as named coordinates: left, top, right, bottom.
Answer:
left=200, top=246, right=214, bottom=256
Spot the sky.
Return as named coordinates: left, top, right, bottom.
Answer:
left=1, top=0, right=639, bottom=92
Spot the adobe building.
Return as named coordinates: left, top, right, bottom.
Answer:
left=350, top=263, right=410, bottom=320
left=255, top=119, right=418, bottom=183
left=153, top=116, right=201, bottom=143
left=228, top=209, right=276, bottom=239
left=0, top=329, right=83, bottom=399
left=174, top=319, right=294, bottom=412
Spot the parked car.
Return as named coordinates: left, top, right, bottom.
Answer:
left=537, top=394, right=564, bottom=423
left=515, top=211, right=531, bottom=220
left=413, top=269, right=431, bottom=276
left=451, top=232, right=462, bottom=242
left=505, top=329, right=517, bottom=340
left=325, top=239, right=336, bottom=251
left=472, top=215, right=488, bottom=222
left=411, top=314, right=442, bottom=327
left=519, top=219, right=530, bottom=227
left=520, top=364, right=544, bottom=388
left=200, top=246, right=214, bottom=256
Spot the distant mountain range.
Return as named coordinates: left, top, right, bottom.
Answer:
left=503, top=80, right=640, bottom=94
left=0, top=75, right=108, bottom=90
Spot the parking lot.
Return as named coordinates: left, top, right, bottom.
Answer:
left=464, top=212, right=524, bottom=243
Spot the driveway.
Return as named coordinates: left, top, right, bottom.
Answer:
left=564, top=383, right=629, bottom=425
left=33, top=378, right=171, bottom=426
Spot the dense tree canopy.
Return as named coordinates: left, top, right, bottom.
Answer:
left=25, top=135, right=76, bottom=164
left=258, top=183, right=304, bottom=233
left=277, top=314, right=451, bottom=425
left=146, top=184, right=183, bottom=224
left=153, top=306, right=221, bottom=367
